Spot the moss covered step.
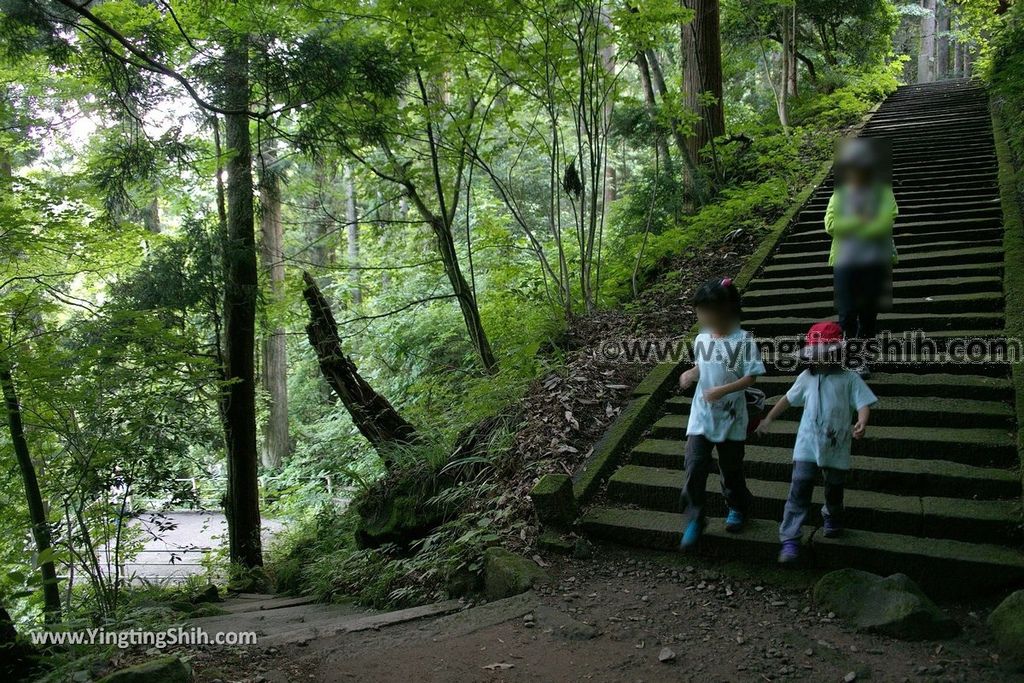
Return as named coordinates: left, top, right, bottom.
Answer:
left=744, top=312, right=1003, bottom=336
left=764, top=247, right=1003, bottom=276
left=742, top=277, right=1004, bottom=306
left=757, top=261, right=1002, bottom=286
left=604, top=465, right=1021, bottom=544
left=784, top=229, right=1004, bottom=253
left=628, top=439, right=1021, bottom=500
left=744, top=292, right=1004, bottom=319
left=649, top=415, right=1016, bottom=465
left=754, top=356, right=1011, bottom=378
left=578, top=508, right=1024, bottom=597
left=664, top=394, right=1014, bottom=429
left=745, top=372, right=1013, bottom=401
left=798, top=199, right=1000, bottom=223
left=748, top=268, right=1004, bottom=293
left=771, top=237, right=1004, bottom=265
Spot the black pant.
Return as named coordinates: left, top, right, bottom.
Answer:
left=834, top=263, right=890, bottom=340
left=680, top=435, right=753, bottom=523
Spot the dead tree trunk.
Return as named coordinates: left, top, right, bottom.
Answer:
left=221, top=32, right=263, bottom=570
left=1, top=362, right=62, bottom=622
left=302, top=272, right=420, bottom=465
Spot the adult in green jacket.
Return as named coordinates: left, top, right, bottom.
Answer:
left=825, top=138, right=899, bottom=377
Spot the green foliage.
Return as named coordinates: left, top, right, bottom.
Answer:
left=988, top=1, right=1024, bottom=182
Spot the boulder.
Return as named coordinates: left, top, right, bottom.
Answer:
left=988, top=589, right=1024, bottom=670
left=190, top=584, right=222, bottom=604
left=483, top=547, right=550, bottom=600
left=813, top=569, right=959, bottom=640
left=97, top=656, right=191, bottom=683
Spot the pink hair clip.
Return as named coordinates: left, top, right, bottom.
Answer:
left=721, top=277, right=733, bottom=287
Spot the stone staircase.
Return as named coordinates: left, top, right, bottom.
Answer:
left=580, top=80, right=1024, bottom=594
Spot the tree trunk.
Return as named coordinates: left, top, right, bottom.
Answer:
left=918, top=0, right=936, bottom=84
left=935, top=2, right=950, bottom=79
left=963, top=46, right=973, bottom=78
left=635, top=51, right=673, bottom=174
left=953, top=39, right=963, bottom=76
left=142, top=197, right=160, bottom=234
left=344, top=164, right=362, bottom=306
left=680, top=0, right=725, bottom=161
left=785, top=5, right=798, bottom=97
left=257, top=138, right=288, bottom=470
left=302, top=272, right=420, bottom=465
left=220, top=32, right=263, bottom=570
left=1, top=362, right=62, bottom=622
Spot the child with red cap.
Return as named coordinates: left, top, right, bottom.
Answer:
left=755, top=321, right=877, bottom=563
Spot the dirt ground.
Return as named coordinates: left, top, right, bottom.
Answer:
left=186, top=545, right=1023, bottom=683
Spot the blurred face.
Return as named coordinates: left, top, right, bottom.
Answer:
left=696, top=306, right=735, bottom=335
left=841, top=167, right=871, bottom=187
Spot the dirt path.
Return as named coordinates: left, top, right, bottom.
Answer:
left=187, top=546, right=1022, bottom=683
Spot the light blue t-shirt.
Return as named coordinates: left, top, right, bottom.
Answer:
left=686, top=328, right=766, bottom=442
left=785, top=369, right=878, bottom=470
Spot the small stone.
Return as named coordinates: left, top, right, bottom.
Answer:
left=658, top=647, right=676, bottom=663
left=844, top=672, right=857, bottom=683
left=804, top=649, right=813, bottom=656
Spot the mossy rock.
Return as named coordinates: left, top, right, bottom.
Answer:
left=189, top=604, right=230, bottom=618
left=988, top=590, right=1024, bottom=670
left=97, top=656, right=191, bottom=683
left=483, top=547, right=550, bottom=601
left=354, top=465, right=446, bottom=548
left=813, top=569, right=959, bottom=641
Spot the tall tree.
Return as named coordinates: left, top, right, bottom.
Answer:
left=936, top=1, right=950, bottom=79
left=680, top=0, right=726, bottom=161
left=258, top=137, right=289, bottom=470
left=220, top=31, right=263, bottom=570
left=343, top=163, right=361, bottom=306
left=919, top=0, right=937, bottom=83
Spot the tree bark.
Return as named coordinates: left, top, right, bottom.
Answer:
left=918, top=0, right=936, bottom=83
left=935, top=2, right=950, bottom=79
left=221, top=32, right=263, bottom=570
left=344, top=164, right=362, bottom=305
left=953, top=39, right=963, bottom=76
left=680, top=0, right=725, bottom=161
left=2, top=362, right=62, bottom=622
left=302, top=272, right=420, bottom=464
left=785, top=5, right=797, bottom=97
left=257, top=138, right=289, bottom=470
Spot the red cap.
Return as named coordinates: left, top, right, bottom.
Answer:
left=805, top=321, right=843, bottom=345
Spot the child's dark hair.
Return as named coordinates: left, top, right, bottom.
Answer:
left=693, top=277, right=742, bottom=318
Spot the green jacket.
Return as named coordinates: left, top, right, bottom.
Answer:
left=824, top=185, right=899, bottom=267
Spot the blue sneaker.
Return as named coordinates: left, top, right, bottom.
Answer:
left=724, top=508, right=746, bottom=533
left=822, top=514, right=843, bottom=538
left=778, top=539, right=800, bottom=564
left=679, top=519, right=704, bottom=551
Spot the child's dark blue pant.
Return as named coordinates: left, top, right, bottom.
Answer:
left=680, top=435, right=752, bottom=523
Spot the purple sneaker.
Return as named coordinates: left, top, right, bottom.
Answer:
left=822, top=515, right=843, bottom=538
left=778, top=539, right=800, bottom=564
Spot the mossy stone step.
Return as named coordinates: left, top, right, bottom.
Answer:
left=750, top=264, right=1003, bottom=290
left=578, top=508, right=1024, bottom=597
left=775, top=239, right=1003, bottom=264
left=744, top=311, right=1003, bottom=335
left=650, top=414, right=1016, bottom=465
left=746, top=372, right=1013, bottom=400
left=764, top=247, right=1003, bottom=276
left=664, top=394, right=1014, bottom=429
left=754, top=357, right=1011, bottom=378
left=784, top=228, right=1003, bottom=251
left=788, top=215, right=1002, bottom=240
left=605, top=465, right=1021, bottom=544
left=743, top=277, right=1003, bottom=305
left=629, top=439, right=1021, bottom=499
left=743, top=292, right=1004, bottom=318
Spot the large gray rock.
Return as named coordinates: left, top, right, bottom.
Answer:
left=988, top=589, right=1024, bottom=670
left=97, top=655, right=192, bottom=683
left=483, top=547, right=550, bottom=600
left=813, top=569, right=959, bottom=640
